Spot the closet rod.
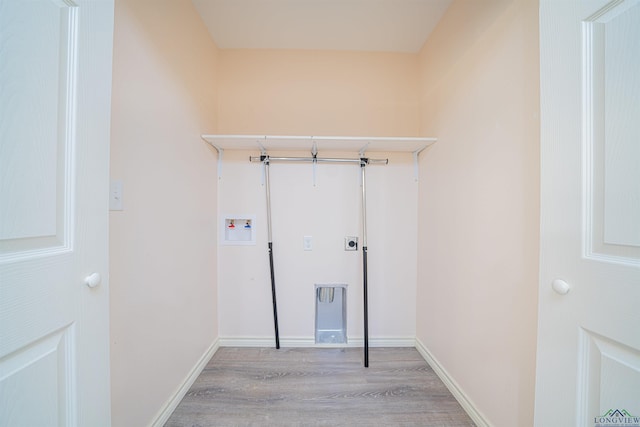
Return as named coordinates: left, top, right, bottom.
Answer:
left=249, top=156, right=388, bottom=165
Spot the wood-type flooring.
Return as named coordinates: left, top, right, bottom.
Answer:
left=165, top=347, right=476, bottom=427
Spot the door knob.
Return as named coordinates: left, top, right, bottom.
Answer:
left=552, top=278, right=570, bottom=295
left=85, top=272, right=102, bottom=288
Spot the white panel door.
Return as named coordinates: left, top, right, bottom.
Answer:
left=0, top=0, right=114, bottom=425
left=536, top=1, right=640, bottom=426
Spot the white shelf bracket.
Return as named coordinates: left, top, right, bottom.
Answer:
left=358, top=142, right=370, bottom=158
left=413, top=147, right=427, bottom=183
left=259, top=142, right=267, bottom=186
left=203, top=140, right=224, bottom=180
left=311, top=140, right=318, bottom=187
left=217, top=147, right=224, bottom=180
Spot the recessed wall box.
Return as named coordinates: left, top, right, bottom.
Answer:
left=315, top=284, right=347, bottom=344
left=221, top=215, right=256, bottom=245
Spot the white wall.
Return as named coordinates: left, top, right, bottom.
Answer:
left=109, top=0, right=219, bottom=425
left=416, top=0, right=540, bottom=426
left=216, top=50, right=421, bottom=345
left=218, top=151, right=417, bottom=344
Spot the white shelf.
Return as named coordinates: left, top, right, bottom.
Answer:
left=201, top=134, right=438, bottom=181
left=201, top=134, right=437, bottom=154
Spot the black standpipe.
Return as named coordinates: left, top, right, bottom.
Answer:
left=268, top=241, right=280, bottom=349
left=264, top=158, right=280, bottom=349
left=362, top=246, right=369, bottom=367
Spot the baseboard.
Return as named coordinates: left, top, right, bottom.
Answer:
left=150, top=339, right=220, bottom=427
left=218, top=336, right=416, bottom=348
left=414, top=338, right=492, bottom=427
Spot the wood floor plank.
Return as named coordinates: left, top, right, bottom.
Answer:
left=165, top=347, right=475, bottom=427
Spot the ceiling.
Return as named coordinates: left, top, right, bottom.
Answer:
left=191, top=0, right=452, bottom=53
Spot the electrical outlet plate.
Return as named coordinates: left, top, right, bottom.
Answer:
left=303, top=236, right=313, bottom=251
left=345, top=236, right=358, bottom=251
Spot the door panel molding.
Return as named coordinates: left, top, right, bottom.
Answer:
left=0, top=324, right=76, bottom=426
left=577, top=328, right=640, bottom=426
left=582, top=0, right=640, bottom=266
left=0, top=1, right=78, bottom=263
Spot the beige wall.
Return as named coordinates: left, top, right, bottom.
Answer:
left=416, top=0, right=539, bottom=426
left=109, top=0, right=219, bottom=425
left=218, top=49, right=419, bottom=136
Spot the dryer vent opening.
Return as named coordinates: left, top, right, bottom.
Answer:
left=315, top=285, right=347, bottom=344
